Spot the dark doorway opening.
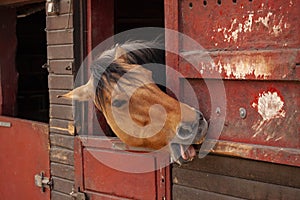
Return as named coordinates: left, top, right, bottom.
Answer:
left=16, top=6, right=49, bottom=122
left=114, top=0, right=164, bottom=34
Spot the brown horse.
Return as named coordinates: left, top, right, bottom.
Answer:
left=59, top=41, right=208, bottom=165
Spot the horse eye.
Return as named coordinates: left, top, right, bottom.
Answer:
left=112, top=99, right=127, bottom=108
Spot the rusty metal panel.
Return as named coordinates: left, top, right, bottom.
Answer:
left=75, top=137, right=170, bottom=200
left=165, top=0, right=300, bottom=166
left=179, top=0, right=300, bottom=50
left=0, top=116, right=50, bottom=200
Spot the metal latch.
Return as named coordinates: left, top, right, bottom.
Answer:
left=70, top=186, right=86, bottom=200
left=34, top=172, right=52, bottom=192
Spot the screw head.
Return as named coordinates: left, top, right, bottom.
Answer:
left=239, top=107, right=247, bottom=119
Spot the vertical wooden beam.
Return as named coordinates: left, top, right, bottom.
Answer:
left=0, top=7, right=18, bottom=116
left=164, top=0, right=180, bottom=98
left=86, top=0, right=114, bottom=135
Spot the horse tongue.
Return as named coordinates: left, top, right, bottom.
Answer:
left=180, top=145, right=196, bottom=160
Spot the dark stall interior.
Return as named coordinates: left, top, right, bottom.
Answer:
left=16, top=5, right=49, bottom=122
left=114, top=0, right=164, bottom=33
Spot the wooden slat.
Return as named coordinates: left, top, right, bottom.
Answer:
left=74, top=137, right=84, bottom=192
left=173, top=167, right=300, bottom=199
left=51, top=163, right=75, bottom=180
left=47, top=44, right=74, bottom=59
left=57, top=0, right=73, bottom=15
left=51, top=191, right=73, bottom=200
left=50, top=104, right=74, bottom=120
left=50, top=147, right=74, bottom=165
left=49, top=90, right=72, bottom=105
left=52, top=176, right=74, bottom=194
left=179, top=155, right=300, bottom=188
left=47, top=14, right=74, bottom=30
left=47, top=30, right=73, bottom=45
left=48, top=74, right=74, bottom=90
left=48, top=60, right=73, bottom=74
left=50, top=119, right=75, bottom=135
left=173, top=185, right=242, bottom=200
left=50, top=133, right=74, bottom=150
left=209, top=140, right=300, bottom=167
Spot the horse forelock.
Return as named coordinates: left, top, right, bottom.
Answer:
left=90, top=40, right=162, bottom=110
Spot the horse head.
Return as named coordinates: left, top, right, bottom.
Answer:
left=59, top=41, right=208, bottom=165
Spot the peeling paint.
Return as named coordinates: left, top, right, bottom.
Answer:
left=251, top=90, right=286, bottom=136
left=255, top=12, right=273, bottom=28
left=217, top=14, right=254, bottom=43
left=216, top=10, right=290, bottom=43
left=216, top=56, right=271, bottom=79
left=272, top=16, right=284, bottom=37
left=252, top=91, right=285, bottom=121
left=243, top=14, right=254, bottom=32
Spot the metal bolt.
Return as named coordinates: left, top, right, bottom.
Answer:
left=239, top=107, right=247, bottom=119
left=215, top=107, right=221, bottom=116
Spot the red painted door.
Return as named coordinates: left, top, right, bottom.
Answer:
left=0, top=116, right=50, bottom=200
left=74, top=137, right=170, bottom=200
left=165, top=0, right=300, bottom=166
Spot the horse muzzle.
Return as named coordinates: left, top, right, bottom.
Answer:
left=170, top=110, right=208, bottom=165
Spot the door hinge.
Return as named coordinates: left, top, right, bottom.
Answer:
left=34, top=171, right=52, bottom=192
left=70, top=186, right=86, bottom=200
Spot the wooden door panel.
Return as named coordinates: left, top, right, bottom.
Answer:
left=75, top=137, right=170, bottom=200
left=165, top=0, right=300, bottom=167
left=0, top=116, right=50, bottom=200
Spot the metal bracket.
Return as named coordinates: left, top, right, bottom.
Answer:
left=70, top=187, right=86, bottom=200
left=34, top=171, right=52, bottom=192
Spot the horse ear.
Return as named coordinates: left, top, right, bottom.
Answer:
left=57, top=78, right=94, bottom=101
left=114, top=46, right=128, bottom=62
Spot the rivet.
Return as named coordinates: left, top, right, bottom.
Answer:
left=239, top=107, right=247, bottom=119
left=216, top=107, right=221, bottom=116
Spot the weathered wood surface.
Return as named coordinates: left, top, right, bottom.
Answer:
left=50, top=147, right=74, bottom=165
left=0, top=116, right=50, bottom=200
left=48, top=60, right=74, bottom=74
left=47, top=45, right=74, bottom=59
left=173, top=154, right=300, bottom=200
left=50, top=119, right=75, bottom=135
left=50, top=104, right=74, bottom=120
left=51, top=162, right=75, bottom=180
left=173, top=185, right=243, bottom=200
left=51, top=191, right=72, bottom=200
left=179, top=0, right=300, bottom=50
left=52, top=177, right=74, bottom=195
left=75, top=136, right=170, bottom=200
left=178, top=155, right=300, bottom=188
left=50, top=133, right=74, bottom=150
left=165, top=0, right=300, bottom=167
